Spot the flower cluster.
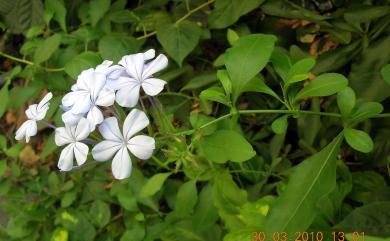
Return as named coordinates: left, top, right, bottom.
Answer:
left=15, top=49, right=168, bottom=179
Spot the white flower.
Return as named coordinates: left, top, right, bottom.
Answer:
left=15, top=92, right=53, bottom=142
left=55, top=118, right=90, bottom=171
left=61, top=68, right=115, bottom=130
left=92, top=109, right=155, bottom=179
left=109, top=49, right=168, bottom=107
left=95, top=60, right=125, bottom=85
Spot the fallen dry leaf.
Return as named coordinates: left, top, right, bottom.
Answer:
left=19, top=145, right=40, bottom=166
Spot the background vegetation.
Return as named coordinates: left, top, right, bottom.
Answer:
left=0, top=0, right=390, bottom=240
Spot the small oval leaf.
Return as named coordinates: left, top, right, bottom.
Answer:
left=344, top=128, right=373, bottom=153
left=295, top=73, right=348, bottom=100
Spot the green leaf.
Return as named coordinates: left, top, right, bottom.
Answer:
left=50, top=227, right=68, bottom=241
left=337, top=87, right=356, bottom=117
left=240, top=77, right=280, bottom=101
left=209, top=0, right=266, bottom=29
left=140, top=173, right=171, bottom=198
left=0, top=160, right=7, bottom=176
left=64, top=52, right=102, bottom=79
left=349, top=171, right=386, bottom=204
left=181, top=72, right=218, bottom=91
left=380, top=64, right=390, bottom=85
left=344, top=6, right=390, bottom=32
left=271, top=115, right=288, bottom=134
left=44, top=0, right=67, bottom=32
left=157, top=21, right=202, bottom=66
left=33, top=33, right=62, bottom=64
left=213, top=171, right=247, bottom=229
left=349, top=36, right=390, bottom=102
left=265, top=135, right=343, bottom=234
left=217, top=69, right=232, bottom=96
left=349, top=102, right=383, bottom=124
left=261, top=0, right=330, bottom=23
left=174, top=180, right=198, bottom=217
left=224, top=34, right=277, bottom=101
left=1, top=0, right=44, bottom=34
left=192, top=184, right=219, bottom=232
left=286, top=57, right=315, bottom=83
left=98, top=34, right=142, bottom=62
left=120, top=227, right=145, bottom=241
left=227, top=28, right=239, bottom=45
left=89, top=200, right=111, bottom=228
left=200, top=130, right=256, bottom=163
left=271, top=47, right=292, bottom=81
left=295, top=73, right=348, bottom=100
left=0, top=86, right=9, bottom=118
left=334, top=202, right=390, bottom=237
left=89, top=0, right=110, bottom=26
left=199, top=87, right=230, bottom=106
left=344, top=128, right=373, bottom=153
left=60, top=191, right=77, bottom=208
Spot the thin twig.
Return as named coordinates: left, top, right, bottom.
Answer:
left=0, top=51, right=64, bottom=72
left=136, top=0, right=215, bottom=40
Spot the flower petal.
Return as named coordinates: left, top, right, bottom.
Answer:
left=111, top=147, right=132, bottom=180
left=70, top=92, right=92, bottom=114
left=106, top=76, right=136, bottom=91
left=92, top=140, right=122, bottom=161
left=76, top=69, right=94, bottom=91
left=123, top=109, right=149, bottom=140
left=62, top=91, right=81, bottom=108
left=86, top=106, right=104, bottom=131
left=75, top=118, right=91, bottom=140
left=25, top=104, right=38, bottom=119
left=141, top=78, right=166, bottom=96
left=74, top=142, right=89, bottom=166
left=37, top=92, right=53, bottom=110
left=115, top=83, right=140, bottom=108
left=15, top=120, right=36, bottom=142
left=95, top=61, right=125, bottom=80
left=55, top=127, right=73, bottom=146
left=24, top=120, right=37, bottom=143
left=58, top=144, right=75, bottom=171
left=143, top=49, right=155, bottom=60
left=142, top=54, right=168, bottom=79
left=62, top=111, right=83, bottom=126
left=98, top=117, right=123, bottom=141
left=127, top=135, right=155, bottom=160
left=95, top=88, right=115, bottom=107
left=119, top=53, right=144, bottom=80
left=90, top=72, right=107, bottom=101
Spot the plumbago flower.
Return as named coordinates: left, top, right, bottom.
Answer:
left=55, top=118, right=90, bottom=171
left=92, top=109, right=155, bottom=179
left=61, top=68, right=116, bottom=130
left=108, top=49, right=168, bottom=107
left=15, top=49, right=167, bottom=180
left=15, top=92, right=53, bottom=142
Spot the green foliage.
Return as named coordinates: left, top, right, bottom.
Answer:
left=200, top=130, right=255, bottom=163
left=344, top=128, right=374, bottom=153
left=0, top=0, right=389, bottom=240
left=157, top=21, right=202, bottom=66
left=295, top=73, right=348, bottom=100
left=265, top=135, right=343, bottom=234
left=224, top=34, right=276, bottom=102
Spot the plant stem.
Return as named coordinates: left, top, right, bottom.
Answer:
left=174, top=109, right=344, bottom=136
left=136, top=0, right=215, bottom=40
left=175, top=0, right=215, bottom=27
left=374, top=113, right=390, bottom=118
left=38, top=120, right=57, bottom=129
left=0, top=51, right=64, bottom=72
